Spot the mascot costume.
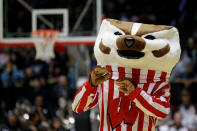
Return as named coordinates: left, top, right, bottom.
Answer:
left=72, top=19, right=181, bottom=131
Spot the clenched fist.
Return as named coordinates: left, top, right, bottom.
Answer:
left=116, top=78, right=136, bottom=94
left=89, top=66, right=111, bottom=87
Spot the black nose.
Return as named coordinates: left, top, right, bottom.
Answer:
left=124, top=37, right=135, bottom=48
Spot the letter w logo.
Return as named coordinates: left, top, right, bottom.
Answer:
left=108, top=96, right=138, bottom=129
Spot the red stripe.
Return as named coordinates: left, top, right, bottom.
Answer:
left=143, top=83, right=150, bottom=92
left=160, top=72, right=167, bottom=82
left=153, top=99, right=170, bottom=108
left=116, top=67, right=124, bottom=129
left=74, top=101, right=81, bottom=113
left=107, top=81, right=114, bottom=130
left=106, top=65, right=114, bottom=131
left=118, top=67, right=125, bottom=97
left=132, top=68, right=140, bottom=83
left=166, top=95, right=171, bottom=101
left=137, top=111, right=144, bottom=131
left=150, top=95, right=170, bottom=108
left=136, top=95, right=167, bottom=118
left=106, top=65, right=112, bottom=72
left=118, top=67, right=125, bottom=78
left=127, top=125, right=132, bottom=131
left=154, top=118, right=158, bottom=125
left=141, top=88, right=170, bottom=108
left=107, top=66, right=113, bottom=131
left=100, top=84, right=104, bottom=131
left=116, top=126, right=121, bottom=131
left=76, top=91, right=89, bottom=113
left=153, top=84, right=169, bottom=96
left=118, top=66, right=125, bottom=78
left=148, top=117, right=153, bottom=131
left=88, top=94, right=98, bottom=109
left=147, top=70, right=156, bottom=83
left=151, top=82, right=162, bottom=95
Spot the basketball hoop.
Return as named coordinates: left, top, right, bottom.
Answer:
left=31, top=29, right=59, bottom=61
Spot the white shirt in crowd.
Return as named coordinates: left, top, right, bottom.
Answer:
left=179, top=104, right=196, bottom=129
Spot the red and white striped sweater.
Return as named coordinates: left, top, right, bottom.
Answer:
left=72, top=65, right=171, bottom=131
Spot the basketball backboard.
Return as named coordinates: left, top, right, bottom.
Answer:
left=0, top=0, right=102, bottom=46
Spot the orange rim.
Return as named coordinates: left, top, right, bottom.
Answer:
left=31, top=29, right=59, bottom=39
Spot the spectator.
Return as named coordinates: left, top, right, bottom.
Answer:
left=55, top=97, right=70, bottom=120
left=0, top=113, right=20, bottom=130
left=172, top=63, right=197, bottom=88
left=34, top=95, right=48, bottom=121
left=179, top=89, right=196, bottom=130
left=24, top=67, right=35, bottom=88
left=29, top=78, right=47, bottom=105
left=191, top=115, right=197, bottom=131
left=0, top=100, right=8, bottom=125
left=170, top=112, right=188, bottom=131
left=159, top=112, right=188, bottom=131
left=0, top=62, right=25, bottom=88
left=51, top=117, right=64, bottom=131
left=0, top=48, right=10, bottom=69
left=28, top=111, right=40, bottom=131
left=0, top=62, right=14, bottom=88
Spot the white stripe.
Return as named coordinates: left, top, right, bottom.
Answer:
left=132, top=113, right=139, bottom=131
left=125, top=67, right=132, bottom=78
left=140, top=91, right=170, bottom=114
left=143, top=114, right=149, bottom=131
left=103, top=81, right=109, bottom=130
left=134, top=99, right=162, bottom=119
left=147, top=83, right=155, bottom=94
left=111, top=66, right=119, bottom=80
left=154, top=71, right=162, bottom=82
left=84, top=95, right=94, bottom=111
left=139, top=69, right=148, bottom=83
left=162, top=88, right=171, bottom=98
left=121, top=123, right=127, bottom=131
left=153, top=82, right=168, bottom=94
left=113, top=67, right=120, bottom=99
left=72, top=86, right=86, bottom=111
left=160, top=96, right=168, bottom=102
left=98, top=85, right=102, bottom=130
left=131, top=23, right=142, bottom=35
left=84, top=90, right=99, bottom=111
left=113, top=83, right=120, bottom=99
left=138, top=83, right=144, bottom=89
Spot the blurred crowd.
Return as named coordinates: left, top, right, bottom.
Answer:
left=1, top=0, right=197, bottom=131
left=0, top=47, right=78, bottom=131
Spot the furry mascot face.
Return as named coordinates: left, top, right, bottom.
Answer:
left=94, top=19, right=181, bottom=74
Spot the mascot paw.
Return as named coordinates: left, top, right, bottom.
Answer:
left=89, top=66, right=111, bottom=86
left=116, top=77, right=137, bottom=94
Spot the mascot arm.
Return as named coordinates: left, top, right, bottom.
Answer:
left=72, top=81, right=98, bottom=114
left=129, top=83, right=170, bottom=119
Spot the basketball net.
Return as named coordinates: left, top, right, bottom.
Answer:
left=31, top=30, right=59, bottom=62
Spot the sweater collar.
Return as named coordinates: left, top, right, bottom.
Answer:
left=105, top=65, right=169, bottom=83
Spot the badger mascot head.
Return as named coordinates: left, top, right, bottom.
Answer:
left=94, top=19, right=181, bottom=74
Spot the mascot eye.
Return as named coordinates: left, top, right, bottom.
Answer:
left=114, top=31, right=122, bottom=35
left=144, top=35, right=156, bottom=40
